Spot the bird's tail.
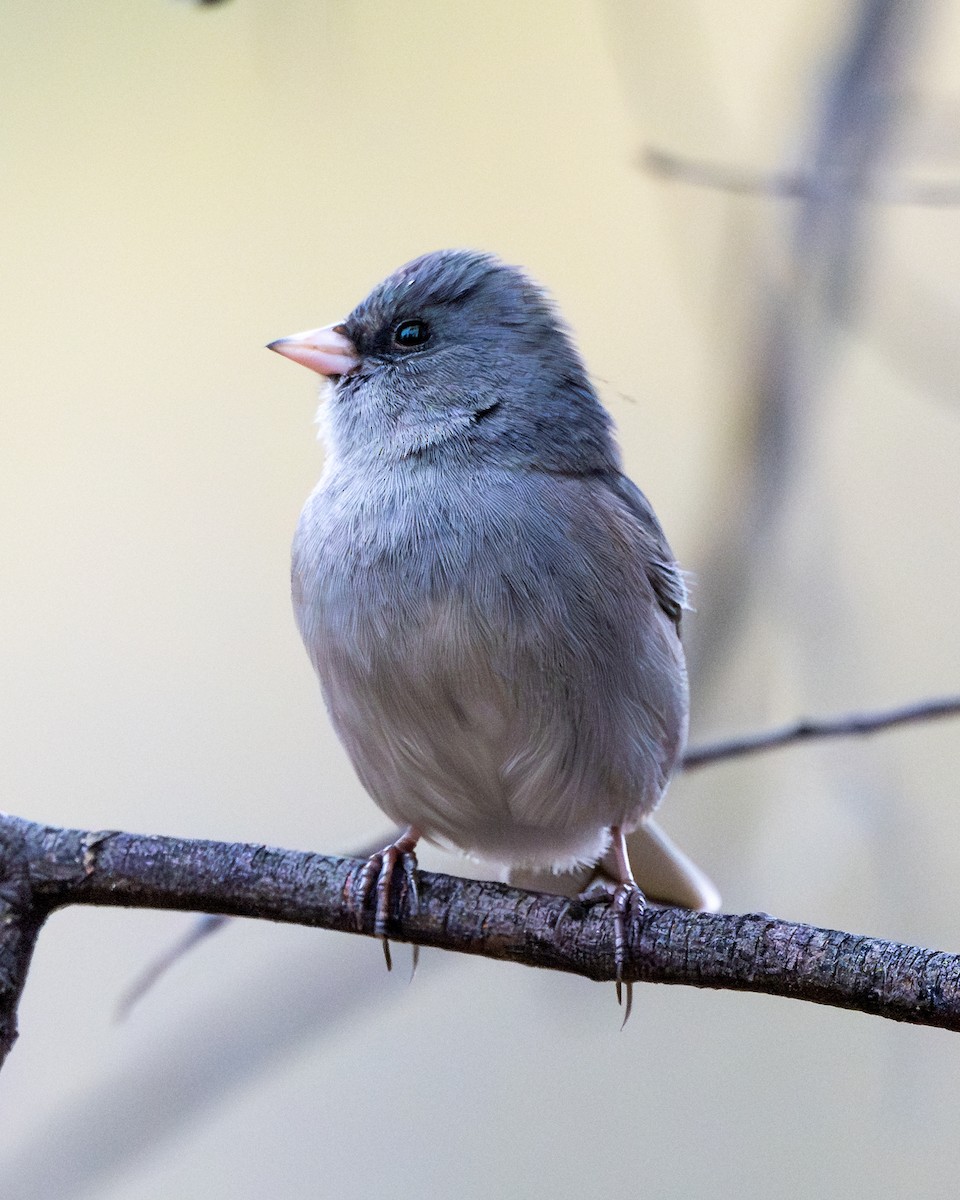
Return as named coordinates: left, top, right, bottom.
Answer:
left=621, top=818, right=721, bottom=912
left=509, top=818, right=721, bottom=912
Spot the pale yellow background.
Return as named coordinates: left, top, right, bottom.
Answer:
left=2, top=2, right=959, bottom=1197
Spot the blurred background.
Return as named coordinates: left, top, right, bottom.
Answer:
left=2, top=1, right=960, bottom=1196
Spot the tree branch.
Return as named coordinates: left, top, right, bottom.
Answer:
left=1, top=810, right=959, bottom=1071
left=682, top=694, right=960, bottom=770
left=642, top=146, right=960, bottom=207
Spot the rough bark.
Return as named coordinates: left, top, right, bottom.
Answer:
left=1, top=809, right=958, bottom=1072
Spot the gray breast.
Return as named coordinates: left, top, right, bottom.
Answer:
left=292, top=461, right=688, bottom=870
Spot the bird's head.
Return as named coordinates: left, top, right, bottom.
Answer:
left=269, top=249, right=618, bottom=473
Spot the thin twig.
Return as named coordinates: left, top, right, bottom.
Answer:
left=682, top=694, right=960, bottom=770
left=114, top=914, right=229, bottom=1021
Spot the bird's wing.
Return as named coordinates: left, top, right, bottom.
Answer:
left=604, top=473, right=689, bottom=630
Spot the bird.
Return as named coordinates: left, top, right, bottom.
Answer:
left=268, top=249, right=719, bottom=1010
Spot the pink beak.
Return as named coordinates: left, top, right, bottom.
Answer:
left=267, top=322, right=360, bottom=377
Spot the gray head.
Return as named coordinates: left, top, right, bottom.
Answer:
left=269, top=249, right=621, bottom=474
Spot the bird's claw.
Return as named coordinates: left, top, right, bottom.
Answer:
left=611, top=881, right=645, bottom=1027
left=576, top=874, right=646, bottom=1025
left=348, top=837, right=420, bottom=971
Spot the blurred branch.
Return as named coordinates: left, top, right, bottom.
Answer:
left=643, top=146, right=960, bottom=207
left=682, top=693, right=960, bottom=770
left=2, top=809, right=960, bottom=1071
left=684, top=0, right=929, bottom=687
left=113, top=828, right=394, bottom=1018
left=114, top=913, right=229, bottom=1020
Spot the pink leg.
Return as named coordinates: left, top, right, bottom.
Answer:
left=349, top=826, right=421, bottom=971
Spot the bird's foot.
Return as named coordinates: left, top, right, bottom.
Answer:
left=579, top=826, right=646, bottom=1025
left=578, top=876, right=646, bottom=1025
left=347, top=828, right=421, bottom=972
left=610, top=880, right=645, bottom=1024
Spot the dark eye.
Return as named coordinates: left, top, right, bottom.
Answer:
left=393, top=319, right=430, bottom=349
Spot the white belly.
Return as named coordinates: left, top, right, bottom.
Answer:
left=315, top=597, right=634, bottom=869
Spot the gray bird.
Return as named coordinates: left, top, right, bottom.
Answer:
left=269, top=250, right=719, bottom=1002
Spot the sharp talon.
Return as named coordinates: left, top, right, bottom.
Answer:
left=620, top=982, right=634, bottom=1030
left=410, top=943, right=420, bottom=981
left=381, top=936, right=393, bottom=972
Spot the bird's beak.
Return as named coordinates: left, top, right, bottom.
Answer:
left=266, top=323, right=360, bottom=377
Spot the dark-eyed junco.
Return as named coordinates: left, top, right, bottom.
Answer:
left=269, top=250, right=719, bottom=1006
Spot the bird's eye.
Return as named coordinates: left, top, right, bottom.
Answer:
left=393, top=319, right=430, bottom=349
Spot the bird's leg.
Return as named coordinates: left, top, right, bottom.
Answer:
left=348, top=826, right=421, bottom=972
left=608, top=827, right=645, bottom=1023
left=579, top=827, right=646, bottom=1025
